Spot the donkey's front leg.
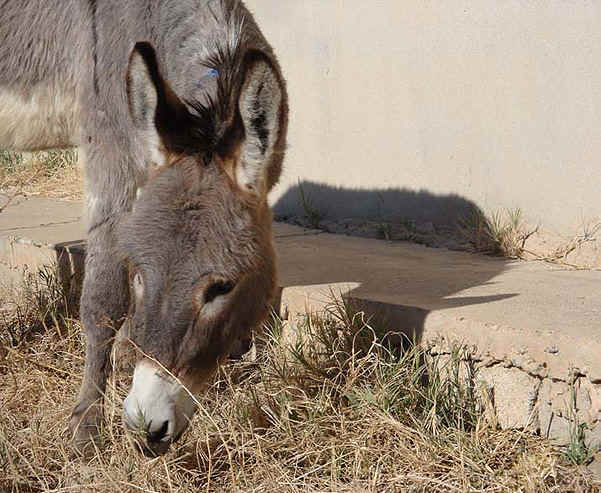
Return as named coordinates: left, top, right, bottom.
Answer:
left=69, top=225, right=129, bottom=453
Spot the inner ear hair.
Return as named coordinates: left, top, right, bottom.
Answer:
left=235, top=51, right=284, bottom=196
left=127, top=41, right=208, bottom=161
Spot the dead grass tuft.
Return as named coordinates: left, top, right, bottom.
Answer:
left=0, top=270, right=597, bottom=492
left=458, top=207, right=537, bottom=258
left=524, top=221, right=601, bottom=270
left=0, top=150, right=83, bottom=203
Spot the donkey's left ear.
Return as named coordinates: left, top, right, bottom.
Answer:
left=126, top=41, right=190, bottom=168
left=236, top=52, right=287, bottom=195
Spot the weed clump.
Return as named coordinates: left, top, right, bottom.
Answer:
left=0, top=149, right=82, bottom=203
left=186, top=301, right=593, bottom=491
left=458, top=207, right=537, bottom=258
left=298, top=181, right=326, bottom=229
left=0, top=265, right=74, bottom=348
left=563, top=374, right=597, bottom=467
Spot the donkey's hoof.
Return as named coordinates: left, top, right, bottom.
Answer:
left=69, top=403, right=104, bottom=456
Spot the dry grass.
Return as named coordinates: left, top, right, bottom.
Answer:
left=458, top=205, right=601, bottom=269
left=0, top=270, right=597, bottom=492
left=524, top=221, right=601, bottom=270
left=0, top=150, right=83, bottom=203
left=458, top=207, right=538, bottom=258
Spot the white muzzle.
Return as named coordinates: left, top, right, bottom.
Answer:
left=123, top=359, right=197, bottom=454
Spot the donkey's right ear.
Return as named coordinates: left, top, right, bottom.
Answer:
left=126, top=42, right=188, bottom=167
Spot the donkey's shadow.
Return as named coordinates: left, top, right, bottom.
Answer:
left=266, top=181, right=515, bottom=347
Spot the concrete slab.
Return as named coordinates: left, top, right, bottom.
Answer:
left=0, top=194, right=84, bottom=246
left=276, top=229, right=601, bottom=382
left=0, top=195, right=85, bottom=304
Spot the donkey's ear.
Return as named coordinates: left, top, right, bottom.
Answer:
left=236, top=53, right=286, bottom=195
left=126, top=42, right=188, bottom=167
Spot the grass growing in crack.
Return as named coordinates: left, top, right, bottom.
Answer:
left=564, top=375, right=596, bottom=466
left=565, top=423, right=594, bottom=466
left=0, top=275, right=595, bottom=491
left=375, top=193, right=394, bottom=240
left=298, top=181, right=326, bottom=229
left=458, top=206, right=537, bottom=258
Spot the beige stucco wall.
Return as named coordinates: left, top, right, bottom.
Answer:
left=246, top=1, right=601, bottom=234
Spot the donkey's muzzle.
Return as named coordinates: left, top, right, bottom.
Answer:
left=123, top=358, right=198, bottom=455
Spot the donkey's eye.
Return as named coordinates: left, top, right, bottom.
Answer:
left=204, top=281, right=235, bottom=304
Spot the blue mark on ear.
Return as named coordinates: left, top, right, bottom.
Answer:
left=197, top=69, right=219, bottom=88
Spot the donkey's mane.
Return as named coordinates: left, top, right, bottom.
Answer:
left=183, top=1, right=249, bottom=155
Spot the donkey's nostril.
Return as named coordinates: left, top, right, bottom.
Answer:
left=147, top=420, right=169, bottom=443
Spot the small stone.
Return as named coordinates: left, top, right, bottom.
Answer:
left=319, top=220, right=336, bottom=230
left=581, top=379, right=601, bottom=424
left=546, top=414, right=573, bottom=445
left=545, top=346, right=559, bottom=354
left=587, top=453, right=601, bottom=482
left=478, top=366, right=539, bottom=430
left=416, top=221, right=435, bottom=234
left=575, top=379, right=593, bottom=423
left=586, top=423, right=601, bottom=450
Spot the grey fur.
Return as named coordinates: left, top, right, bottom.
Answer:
left=0, top=0, right=288, bottom=455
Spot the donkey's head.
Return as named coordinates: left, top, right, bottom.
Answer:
left=118, top=42, right=286, bottom=455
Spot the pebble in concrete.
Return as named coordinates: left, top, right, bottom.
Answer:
left=581, top=378, right=601, bottom=426
left=538, top=379, right=571, bottom=444
left=478, top=366, right=539, bottom=430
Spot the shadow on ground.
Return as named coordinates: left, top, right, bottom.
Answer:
left=270, top=181, right=515, bottom=346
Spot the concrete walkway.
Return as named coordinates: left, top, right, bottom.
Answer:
left=1, top=196, right=601, bottom=450
left=277, top=222, right=601, bottom=379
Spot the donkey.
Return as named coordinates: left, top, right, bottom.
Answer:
left=0, top=0, right=287, bottom=455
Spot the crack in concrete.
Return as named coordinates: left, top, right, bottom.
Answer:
left=0, top=219, right=81, bottom=233
left=274, top=231, right=325, bottom=239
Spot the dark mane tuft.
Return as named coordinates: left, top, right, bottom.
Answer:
left=178, top=3, right=250, bottom=156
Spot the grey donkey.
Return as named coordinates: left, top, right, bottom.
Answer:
left=0, top=0, right=288, bottom=456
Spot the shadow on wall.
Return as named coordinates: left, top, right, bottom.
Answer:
left=273, top=180, right=480, bottom=227
left=269, top=181, right=516, bottom=349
